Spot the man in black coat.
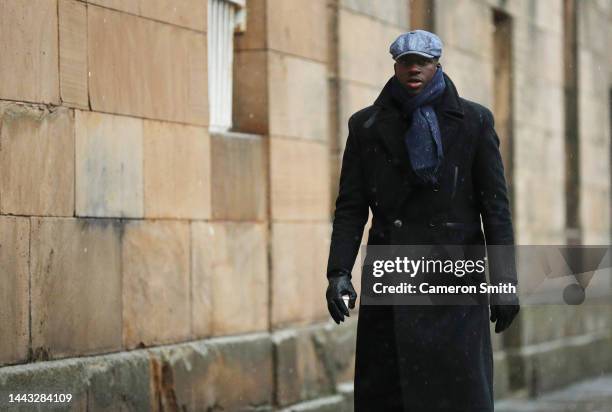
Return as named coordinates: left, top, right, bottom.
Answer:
left=325, top=30, right=520, bottom=411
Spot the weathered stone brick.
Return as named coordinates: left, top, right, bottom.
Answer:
left=271, top=222, right=330, bottom=327
left=87, top=0, right=139, bottom=14
left=59, top=0, right=88, bottom=108
left=273, top=327, right=336, bottom=406
left=338, top=9, right=401, bottom=88
left=268, top=53, right=329, bottom=141
left=233, top=50, right=269, bottom=135
left=0, top=104, right=75, bottom=216
left=88, top=0, right=206, bottom=31
left=88, top=6, right=208, bottom=125
left=278, top=394, right=346, bottom=412
left=140, top=0, right=206, bottom=31
left=267, top=0, right=328, bottom=62
left=0, top=0, right=59, bottom=103
left=338, top=80, right=380, bottom=152
left=86, top=351, right=152, bottom=411
left=75, top=110, right=144, bottom=218
left=270, top=138, right=331, bottom=220
left=0, top=358, right=88, bottom=410
left=143, top=120, right=211, bottom=219
left=191, top=222, right=269, bottom=337
left=30, top=217, right=123, bottom=359
left=235, top=0, right=266, bottom=51
left=122, top=220, right=191, bottom=348
left=210, top=133, right=266, bottom=221
left=340, top=0, right=409, bottom=27
left=0, top=217, right=29, bottom=365
left=148, top=334, right=274, bottom=411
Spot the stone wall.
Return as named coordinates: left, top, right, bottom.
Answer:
left=0, top=0, right=611, bottom=411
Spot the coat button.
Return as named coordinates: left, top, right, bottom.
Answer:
left=428, top=219, right=437, bottom=228
left=394, top=219, right=403, bottom=228
left=432, top=183, right=440, bottom=192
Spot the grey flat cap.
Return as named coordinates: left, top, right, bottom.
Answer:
left=389, top=30, right=443, bottom=60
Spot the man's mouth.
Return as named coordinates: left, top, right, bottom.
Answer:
left=406, top=79, right=423, bottom=89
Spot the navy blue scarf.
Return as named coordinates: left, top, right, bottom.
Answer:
left=390, top=67, right=446, bottom=186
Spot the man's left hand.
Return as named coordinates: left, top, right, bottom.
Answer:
left=490, top=294, right=520, bottom=333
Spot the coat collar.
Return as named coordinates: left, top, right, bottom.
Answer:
left=370, top=72, right=465, bottom=183
left=373, top=71, right=465, bottom=118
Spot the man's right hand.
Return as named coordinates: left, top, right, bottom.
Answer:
left=326, top=274, right=358, bottom=324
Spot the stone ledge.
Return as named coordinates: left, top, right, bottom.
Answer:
left=506, top=330, right=612, bottom=396
left=0, top=322, right=357, bottom=411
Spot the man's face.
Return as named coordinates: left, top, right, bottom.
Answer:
left=394, top=54, right=439, bottom=96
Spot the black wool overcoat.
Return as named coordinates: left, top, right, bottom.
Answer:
left=326, top=72, right=518, bottom=411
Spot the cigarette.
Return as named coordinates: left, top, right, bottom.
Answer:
left=342, top=294, right=350, bottom=309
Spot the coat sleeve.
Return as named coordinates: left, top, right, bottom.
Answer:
left=326, top=115, right=370, bottom=280
left=473, top=108, right=519, bottom=290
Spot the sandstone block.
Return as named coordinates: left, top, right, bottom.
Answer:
left=191, top=222, right=269, bottom=337
left=0, top=0, right=59, bottom=103
left=88, top=6, right=208, bottom=125
left=210, top=133, right=266, bottom=221
left=235, top=0, right=266, bottom=50
left=0, top=104, right=74, bottom=216
left=267, top=0, right=328, bottom=62
left=75, top=110, right=144, bottom=218
left=30, top=217, right=123, bottom=359
left=271, top=222, right=330, bottom=327
left=268, top=53, right=329, bottom=141
left=122, top=220, right=191, bottom=348
left=338, top=9, right=401, bottom=87
left=59, top=0, right=89, bottom=108
left=143, top=120, right=211, bottom=219
left=270, top=138, right=331, bottom=220
left=0, top=217, right=29, bottom=365
left=233, top=50, right=269, bottom=134
left=340, top=0, right=409, bottom=27
left=88, top=0, right=206, bottom=31
left=149, top=334, right=274, bottom=410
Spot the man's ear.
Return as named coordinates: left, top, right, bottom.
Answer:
left=393, top=61, right=398, bottom=75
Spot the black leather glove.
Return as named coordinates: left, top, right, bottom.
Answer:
left=326, top=273, right=357, bottom=324
left=490, top=293, right=520, bottom=333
